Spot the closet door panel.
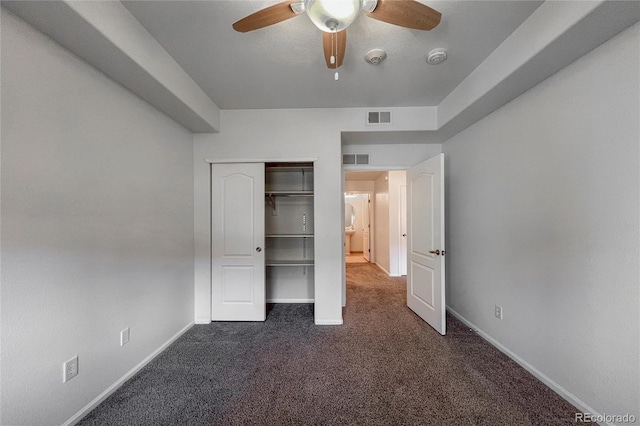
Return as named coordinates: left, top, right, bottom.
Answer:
left=221, top=173, right=255, bottom=256
left=211, top=163, right=265, bottom=321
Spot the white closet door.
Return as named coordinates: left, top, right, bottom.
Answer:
left=211, top=163, right=265, bottom=321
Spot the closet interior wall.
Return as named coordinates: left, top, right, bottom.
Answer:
left=265, top=163, right=315, bottom=303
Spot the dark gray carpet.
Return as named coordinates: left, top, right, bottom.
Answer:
left=79, top=263, right=592, bottom=425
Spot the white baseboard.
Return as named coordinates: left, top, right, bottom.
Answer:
left=446, top=306, right=606, bottom=423
left=195, top=318, right=211, bottom=324
left=266, top=299, right=314, bottom=303
left=63, top=321, right=194, bottom=426
left=375, top=263, right=391, bottom=276
left=315, top=319, right=343, bottom=325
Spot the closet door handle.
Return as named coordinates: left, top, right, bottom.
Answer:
left=429, top=249, right=440, bottom=255
left=256, top=247, right=262, bottom=253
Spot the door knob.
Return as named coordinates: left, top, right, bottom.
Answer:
left=256, top=247, right=262, bottom=252
left=429, top=249, right=440, bottom=255
left=402, top=234, right=407, bottom=237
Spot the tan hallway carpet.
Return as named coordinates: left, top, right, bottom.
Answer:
left=345, top=252, right=368, bottom=263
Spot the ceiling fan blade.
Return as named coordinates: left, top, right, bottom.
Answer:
left=233, top=1, right=298, bottom=33
left=366, top=0, right=441, bottom=31
left=323, top=30, right=347, bottom=69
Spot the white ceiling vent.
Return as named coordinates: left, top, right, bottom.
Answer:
left=367, top=111, right=391, bottom=125
left=343, top=154, right=370, bottom=165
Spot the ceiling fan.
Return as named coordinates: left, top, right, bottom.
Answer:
left=232, top=0, right=441, bottom=71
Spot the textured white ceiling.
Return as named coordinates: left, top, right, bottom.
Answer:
left=122, top=0, right=543, bottom=110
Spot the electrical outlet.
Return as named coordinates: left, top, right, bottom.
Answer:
left=495, top=305, right=503, bottom=320
left=120, top=327, right=130, bottom=346
left=63, top=356, right=79, bottom=383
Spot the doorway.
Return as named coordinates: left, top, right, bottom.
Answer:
left=342, top=155, right=446, bottom=336
left=345, top=192, right=370, bottom=264
left=343, top=170, right=407, bottom=276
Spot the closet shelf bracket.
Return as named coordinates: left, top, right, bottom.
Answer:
left=267, top=194, right=276, bottom=212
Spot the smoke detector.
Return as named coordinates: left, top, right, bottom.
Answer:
left=365, top=49, right=387, bottom=65
left=426, top=48, right=447, bottom=65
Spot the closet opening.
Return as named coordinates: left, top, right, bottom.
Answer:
left=265, top=162, right=315, bottom=305
left=210, top=161, right=315, bottom=322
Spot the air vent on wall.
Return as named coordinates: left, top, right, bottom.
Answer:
left=355, top=154, right=369, bottom=164
left=367, top=110, right=391, bottom=125
left=343, top=154, right=370, bottom=165
left=342, top=154, right=356, bottom=165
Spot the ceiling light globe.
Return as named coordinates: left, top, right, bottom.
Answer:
left=305, top=0, right=361, bottom=32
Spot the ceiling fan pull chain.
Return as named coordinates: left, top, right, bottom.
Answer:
left=330, top=30, right=335, bottom=65
left=330, top=32, right=335, bottom=65
left=333, top=30, right=339, bottom=81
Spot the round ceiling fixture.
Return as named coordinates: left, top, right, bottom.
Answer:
left=426, top=48, right=447, bottom=65
left=365, top=49, right=387, bottom=65
left=305, top=0, right=361, bottom=32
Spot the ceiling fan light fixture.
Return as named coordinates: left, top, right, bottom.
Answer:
left=290, top=1, right=306, bottom=14
left=361, top=0, right=378, bottom=13
left=305, top=0, right=361, bottom=32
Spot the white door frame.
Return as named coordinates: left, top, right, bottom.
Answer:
left=342, top=167, right=405, bottom=306
left=343, top=190, right=374, bottom=261
left=208, top=157, right=318, bottom=321
left=342, top=158, right=443, bottom=334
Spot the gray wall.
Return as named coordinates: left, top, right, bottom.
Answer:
left=442, top=23, right=639, bottom=419
left=1, top=10, right=195, bottom=425
left=342, top=143, right=441, bottom=169
left=193, top=109, right=345, bottom=325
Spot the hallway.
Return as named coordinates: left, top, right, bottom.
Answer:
left=345, top=252, right=368, bottom=264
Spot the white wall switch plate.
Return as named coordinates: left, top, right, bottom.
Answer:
left=120, top=327, right=130, bottom=346
left=63, top=356, right=79, bottom=383
left=495, top=305, right=503, bottom=320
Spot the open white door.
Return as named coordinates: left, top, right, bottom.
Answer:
left=399, top=185, right=407, bottom=276
left=211, top=163, right=265, bottom=321
left=407, top=154, right=445, bottom=335
left=362, top=194, right=371, bottom=262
